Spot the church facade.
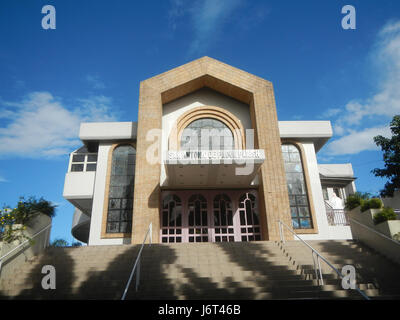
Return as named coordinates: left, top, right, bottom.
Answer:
left=63, top=57, right=356, bottom=245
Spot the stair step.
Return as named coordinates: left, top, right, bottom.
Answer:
left=1, top=240, right=399, bottom=300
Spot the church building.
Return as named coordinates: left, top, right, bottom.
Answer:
left=63, top=57, right=356, bottom=245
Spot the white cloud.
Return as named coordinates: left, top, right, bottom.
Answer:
left=0, top=91, right=118, bottom=158
left=188, top=0, right=242, bottom=55
left=86, top=75, right=106, bottom=90
left=0, top=176, right=7, bottom=182
left=169, top=0, right=265, bottom=55
left=326, top=126, right=391, bottom=155
left=324, top=20, right=400, bottom=155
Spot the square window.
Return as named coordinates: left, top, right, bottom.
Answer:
left=87, top=154, right=98, bottom=162
left=107, top=222, right=119, bottom=233
left=72, top=154, right=85, bottom=162
left=296, top=195, right=308, bottom=205
left=292, top=219, right=300, bottom=229
left=107, top=210, right=120, bottom=222
left=71, top=164, right=84, bottom=172
left=298, top=206, right=310, bottom=217
left=86, top=163, right=97, bottom=171
left=300, top=218, right=311, bottom=228
left=109, top=198, right=121, bottom=209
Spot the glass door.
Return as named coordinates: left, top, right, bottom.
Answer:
left=237, top=192, right=261, bottom=241
left=212, top=194, right=235, bottom=242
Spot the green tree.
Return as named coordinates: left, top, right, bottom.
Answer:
left=372, top=115, right=400, bottom=197
left=50, top=239, right=69, bottom=247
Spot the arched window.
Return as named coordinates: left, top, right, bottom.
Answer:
left=180, top=118, right=234, bottom=151
left=106, top=145, right=136, bottom=234
left=282, top=144, right=313, bottom=229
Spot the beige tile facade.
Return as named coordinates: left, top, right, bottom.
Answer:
left=131, top=56, right=293, bottom=244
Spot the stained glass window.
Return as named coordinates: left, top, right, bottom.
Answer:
left=180, top=118, right=234, bottom=150
left=106, top=145, right=135, bottom=233
left=282, top=144, right=313, bottom=229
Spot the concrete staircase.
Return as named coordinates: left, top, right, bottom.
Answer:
left=0, top=240, right=399, bottom=300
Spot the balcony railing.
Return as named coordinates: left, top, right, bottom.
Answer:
left=325, top=201, right=349, bottom=226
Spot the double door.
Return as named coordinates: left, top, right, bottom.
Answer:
left=160, top=190, right=261, bottom=243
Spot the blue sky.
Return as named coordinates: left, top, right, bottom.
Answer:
left=1, top=0, right=400, bottom=243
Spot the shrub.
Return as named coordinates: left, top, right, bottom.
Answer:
left=360, top=200, right=370, bottom=212
left=0, top=196, right=56, bottom=243
left=373, top=207, right=397, bottom=225
left=368, top=198, right=383, bottom=209
left=14, top=196, right=57, bottom=224
left=360, top=198, right=383, bottom=212
left=345, top=194, right=363, bottom=210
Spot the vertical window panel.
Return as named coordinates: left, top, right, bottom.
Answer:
left=282, top=144, right=313, bottom=229
left=106, top=145, right=136, bottom=234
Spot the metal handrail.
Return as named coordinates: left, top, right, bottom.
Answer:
left=121, top=223, right=152, bottom=300
left=349, top=217, right=400, bottom=245
left=278, top=219, right=370, bottom=300
left=0, top=223, right=52, bottom=276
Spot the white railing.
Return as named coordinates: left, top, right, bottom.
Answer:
left=0, top=223, right=52, bottom=277
left=277, top=219, right=370, bottom=300
left=121, top=223, right=152, bottom=300
left=325, top=201, right=349, bottom=226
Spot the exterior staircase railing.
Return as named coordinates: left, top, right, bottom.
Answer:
left=277, top=219, right=370, bottom=300
left=121, top=223, right=152, bottom=300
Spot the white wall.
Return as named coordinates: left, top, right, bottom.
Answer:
left=88, top=142, right=131, bottom=245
